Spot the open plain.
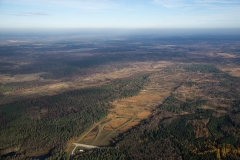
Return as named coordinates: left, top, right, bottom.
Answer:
left=1, top=35, right=240, bottom=159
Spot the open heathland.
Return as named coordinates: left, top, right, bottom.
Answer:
left=1, top=35, right=240, bottom=159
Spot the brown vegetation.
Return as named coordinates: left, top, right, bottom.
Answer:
left=0, top=61, right=173, bottom=105
left=71, top=65, right=190, bottom=149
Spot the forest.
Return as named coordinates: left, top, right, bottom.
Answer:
left=0, top=75, right=149, bottom=158
left=45, top=64, right=240, bottom=160
left=1, top=35, right=240, bottom=159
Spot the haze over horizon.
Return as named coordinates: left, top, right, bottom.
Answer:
left=1, top=0, right=240, bottom=30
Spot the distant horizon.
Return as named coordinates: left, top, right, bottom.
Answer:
left=1, top=28, right=240, bottom=37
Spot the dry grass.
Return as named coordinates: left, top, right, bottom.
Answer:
left=137, top=110, right=152, bottom=119
left=67, top=62, right=240, bottom=152
left=119, top=120, right=141, bottom=132
left=216, top=53, right=236, bottom=58
left=201, top=105, right=216, bottom=110
left=0, top=60, right=178, bottom=153
left=0, top=73, right=44, bottom=84
left=0, top=61, right=173, bottom=105
left=220, top=66, right=240, bottom=77
left=104, top=119, right=128, bottom=131
left=72, top=66, right=190, bottom=148
left=174, top=84, right=200, bottom=101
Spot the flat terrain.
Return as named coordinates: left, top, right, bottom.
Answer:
left=0, top=61, right=172, bottom=105
left=1, top=35, right=240, bottom=159
left=68, top=66, right=191, bottom=153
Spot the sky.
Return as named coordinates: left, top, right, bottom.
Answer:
left=0, top=0, right=240, bottom=29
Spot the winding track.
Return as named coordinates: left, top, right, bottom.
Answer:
left=98, top=100, right=152, bottom=144
left=71, top=100, right=153, bottom=155
left=71, top=143, right=100, bottom=155
left=92, top=121, right=109, bottom=145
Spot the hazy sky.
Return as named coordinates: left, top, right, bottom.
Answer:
left=0, top=0, right=240, bottom=29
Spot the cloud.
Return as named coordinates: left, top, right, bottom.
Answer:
left=195, top=0, right=239, bottom=4
left=1, top=0, right=117, bottom=11
left=153, top=0, right=193, bottom=8
left=19, top=12, right=50, bottom=16
left=0, top=11, right=51, bottom=16
left=153, top=0, right=240, bottom=8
